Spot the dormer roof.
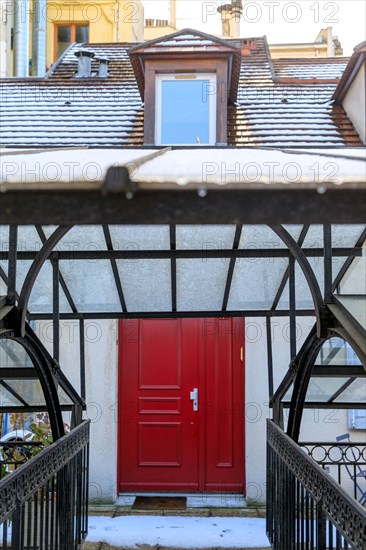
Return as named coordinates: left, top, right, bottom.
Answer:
left=333, top=41, right=366, bottom=102
left=128, top=28, right=242, bottom=102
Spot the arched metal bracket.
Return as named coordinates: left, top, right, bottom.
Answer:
left=18, top=226, right=73, bottom=337
left=269, top=225, right=326, bottom=337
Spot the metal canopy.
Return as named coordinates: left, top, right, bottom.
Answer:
left=0, top=147, right=366, bottom=225
left=0, top=147, right=365, bottom=443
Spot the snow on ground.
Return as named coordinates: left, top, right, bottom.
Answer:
left=86, top=516, right=270, bottom=548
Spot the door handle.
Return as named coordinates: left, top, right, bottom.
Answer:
left=190, top=388, right=198, bottom=411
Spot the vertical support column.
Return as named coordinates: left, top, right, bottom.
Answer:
left=52, top=252, right=60, bottom=362
left=266, top=316, right=274, bottom=399
left=170, top=225, right=177, bottom=312
left=289, top=255, right=296, bottom=360
left=79, top=318, right=86, bottom=400
left=7, top=225, right=18, bottom=305
left=323, top=224, right=332, bottom=303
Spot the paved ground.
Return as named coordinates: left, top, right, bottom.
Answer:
left=82, top=505, right=269, bottom=550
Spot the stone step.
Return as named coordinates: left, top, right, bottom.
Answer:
left=89, top=506, right=266, bottom=519
left=83, top=544, right=269, bottom=550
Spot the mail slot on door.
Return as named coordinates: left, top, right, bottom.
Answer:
left=190, top=388, right=198, bottom=411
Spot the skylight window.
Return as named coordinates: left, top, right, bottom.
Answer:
left=155, top=74, right=216, bottom=145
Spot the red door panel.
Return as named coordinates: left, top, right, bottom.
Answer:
left=118, top=317, right=245, bottom=493
left=118, top=319, right=200, bottom=492
left=203, top=318, right=245, bottom=492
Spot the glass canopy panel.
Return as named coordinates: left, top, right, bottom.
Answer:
left=305, top=377, right=350, bottom=402
left=239, top=225, right=303, bottom=249
left=337, top=296, right=366, bottom=331
left=109, top=225, right=170, bottom=250
left=176, top=259, right=230, bottom=311
left=27, top=261, right=72, bottom=314
left=277, top=257, right=344, bottom=311
left=0, top=385, right=22, bottom=407
left=331, top=224, right=365, bottom=247
left=4, top=379, right=45, bottom=406
left=227, top=258, right=288, bottom=310
left=44, top=225, right=108, bottom=252
left=57, top=386, right=73, bottom=405
left=176, top=225, right=236, bottom=250
left=0, top=275, right=7, bottom=296
left=334, top=378, right=366, bottom=402
left=0, top=339, right=34, bottom=368
left=116, top=259, right=171, bottom=312
left=59, top=260, right=121, bottom=312
left=316, top=337, right=362, bottom=366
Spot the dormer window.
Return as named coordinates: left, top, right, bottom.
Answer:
left=155, top=73, right=216, bottom=145
left=129, top=29, right=241, bottom=146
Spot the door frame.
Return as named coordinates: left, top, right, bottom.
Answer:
left=117, top=317, right=246, bottom=494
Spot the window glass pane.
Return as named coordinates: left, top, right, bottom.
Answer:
left=75, top=25, right=89, bottom=43
left=57, top=26, right=71, bottom=59
left=160, top=79, right=211, bottom=145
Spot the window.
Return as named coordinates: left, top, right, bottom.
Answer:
left=155, top=74, right=216, bottom=145
left=55, top=24, right=89, bottom=61
left=128, top=29, right=242, bottom=146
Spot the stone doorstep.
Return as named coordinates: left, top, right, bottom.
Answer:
left=88, top=506, right=266, bottom=519
left=82, top=545, right=270, bottom=550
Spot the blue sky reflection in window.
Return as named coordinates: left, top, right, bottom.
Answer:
left=160, top=78, right=212, bottom=145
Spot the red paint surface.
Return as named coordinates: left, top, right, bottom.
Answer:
left=118, top=318, right=245, bottom=493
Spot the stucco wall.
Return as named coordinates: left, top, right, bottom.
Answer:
left=35, top=318, right=119, bottom=503
left=343, top=62, right=366, bottom=145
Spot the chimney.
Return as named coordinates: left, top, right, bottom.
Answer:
left=170, top=0, right=177, bottom=29
left=74, top=49, right=95, bottom=78
left=218, top=0, right=242, bottom=38
left=96, top=56, right=109, bottom=78
left=14, top=0, right=30, bottom=76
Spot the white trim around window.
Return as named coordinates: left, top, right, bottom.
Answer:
left=155, top=73, right=217, bottom=146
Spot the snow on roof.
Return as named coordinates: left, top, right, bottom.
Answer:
left=1, top=148, right=365, bottom=188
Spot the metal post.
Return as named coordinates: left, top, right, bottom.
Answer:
left=79, top=318, right=86, bottom=400
left=289, top=255, right=296, bottom=360
left=266, top=316, right=274, bottom=399
left=323, top=224, right=333, bottom=303
left=52, top=253, right=60, bottom=362
left=7, top=225, right=18, bottom=306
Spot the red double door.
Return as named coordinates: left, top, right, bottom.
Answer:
left=118, top=318, right=245, bottom=493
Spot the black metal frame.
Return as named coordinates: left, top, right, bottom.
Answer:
left=0, top=420, right=90, bottom=550
left=1, top=221, right=365, bottom=424
left=267, top=420, right=366, bottom=550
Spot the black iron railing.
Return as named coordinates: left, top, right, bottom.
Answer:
left=267, top=420, right=366, bottom=550
left=0, top=420, right=90, bottom=550
left=300, top=440, right=366, bottom=505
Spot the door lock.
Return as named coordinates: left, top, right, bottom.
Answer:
left=190, top=388, right=199, bottom=411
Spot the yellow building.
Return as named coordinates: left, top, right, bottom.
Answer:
left=1, top=0, right=343, bottom=78
left=1, top=0, right=144, bottom=77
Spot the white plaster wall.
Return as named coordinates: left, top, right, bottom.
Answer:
left=244, top=314, right=365, bottom=503
left=343, top=63, right=366, bottom=145
left=245, top=316, right=314, bottom=503
left=35, top=318, right=119, bottom=503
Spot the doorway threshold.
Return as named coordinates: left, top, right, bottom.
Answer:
left=117, top=492, right=246, bottom=508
